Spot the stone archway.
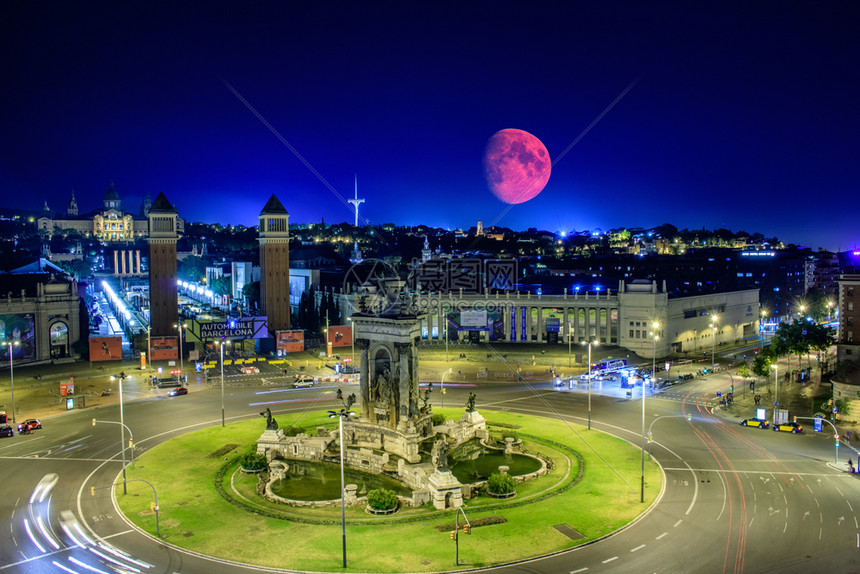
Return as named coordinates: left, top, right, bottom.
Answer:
left=50, top=321, right=69, bottom=359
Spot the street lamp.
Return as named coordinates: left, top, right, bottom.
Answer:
left=710, top=314, right=719, bottom=369
left=174, top=323, right=185, bottom=382
left=643, top=323, right=658, bottom=503
left=441, top=367, right=453, bottom=408
left=771, top=363, right=779, bottom=414
left=3, top=341, right=20, bottom=424
left=111, top=372, right=128, bottom=495
left=346, top=318, right=355, bottom=373
left=146, top=324, right=151, bottom=371
left=567, top=320, right=573, bottom=367
left=328, top=391, right=356, bottom=569
left=581, top=340, right=598, bottom=430
left=218, top=339, right=231, bottom=427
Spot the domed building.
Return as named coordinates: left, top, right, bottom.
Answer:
left=37, top=183, right=183, bottom=243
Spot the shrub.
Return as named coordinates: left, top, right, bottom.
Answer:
left=502, top=430, right=519, bottom=441
left=239, top=451, right=268, bottom=471
left=486, top=472, right=516, bottom=495
left=431, top=413, right=446, bottom=426
left=366, top=488, right=398, bottom=511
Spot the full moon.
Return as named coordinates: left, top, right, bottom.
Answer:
left=483, top=128, right=551, bottom=204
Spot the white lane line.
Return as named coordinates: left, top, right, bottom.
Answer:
left=848, top=501, right=854, bottom=512
left=602, top=557, right=618, bottom=563
left=631, top=544, right=646, bottom=552
left=656, top=532, right=668, bottom=540
left=570, top=568, right=588, bottom=573
left=749, top=517, right=755, bottom=528
left=836, top=486, right=845, bottom=497
left=815, top=497, right=820, bottom=508
left=673, top=519, right=682, bottom=528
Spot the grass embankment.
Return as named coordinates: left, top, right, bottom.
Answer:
left=117, top=409, right=661, bottom=572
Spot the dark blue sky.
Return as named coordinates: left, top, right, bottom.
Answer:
left=2, top=2, right=858, bottom=250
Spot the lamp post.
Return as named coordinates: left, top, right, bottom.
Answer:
left=710, top=314, right=718, bottom=369
left=567, top=320, right=572, bottom=367
left=581, top=340, right=598, bottom=430
left=441, top=367, right=452, bottom=408
left=328, top=391, right=356, bottom=569
left=771, top=363, right=779, bottom=414
left=117, top=373, right=127, bottom=494
left=218, top=339, right=230, bottom=427
left=174, top=323, right=184, bottom=383
left=643, top=323, right=658, bottom=503
left=146, top=324, right=151, bottom=371
left=3, top=341, right=20, bottom=424
left=346, top=318, right=355, bottom=373
left=444, top=307, right=449, bottom=363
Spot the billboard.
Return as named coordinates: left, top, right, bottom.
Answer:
left=150, top=336, right=179, bottom=361
left=186, top=317, right=269, bottom=342
left=89, top=336, right=123, bottom=362
left=276, top=330, right=304, bottom=353
left=0, top=313, right=36, bottom=366
left=460, top=309, right=488, bottom=328
left=545, top=318, right=560, bottom=332
left=328, top=325, right=353, bottom=348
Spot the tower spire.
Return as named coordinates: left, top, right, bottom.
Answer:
left=347, top=174, right=365, bottom=227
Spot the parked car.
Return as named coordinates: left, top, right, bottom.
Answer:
left=740, top=417, right=770, bottom=429
left=168, top=387, right=189, bottom=397
left=18, top=419, right=41, bottom=431
left=773, top=421, right=803, bottom=433
left=0, top=425, right=14, bottom=438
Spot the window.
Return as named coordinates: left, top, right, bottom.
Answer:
left=849, top=288, right=854, bottom=297
left=629, top=330, right=634, bottom=338
left=849, top=302, right=854, bottom=312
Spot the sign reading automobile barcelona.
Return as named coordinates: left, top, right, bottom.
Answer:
left=185, top=317, right=269, bottom=342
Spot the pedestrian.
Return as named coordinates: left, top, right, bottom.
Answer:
left=849, top=459, right=855, bottom=473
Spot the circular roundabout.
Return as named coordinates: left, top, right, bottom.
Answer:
left=115, top=408, right=662, bottom=572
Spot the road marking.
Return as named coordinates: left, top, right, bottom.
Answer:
left=631, top=544, right=646, bottom=552
left=570, top=568, right=588, bottom=573
left=656, top=532, right=667, bottom=540
left=848, top=501, right=854, bottom=512
left=748, top=517, right=754, bottom=528
left=836, top=487, right=845, bottom=497
left=673, top=519, right=682, bottom=528
left=602, top=557, right=618, bottom=563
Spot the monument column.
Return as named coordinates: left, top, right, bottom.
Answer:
left=357, top=339, right=370, bottom=418
left=147, top=192, right=179, bottom=337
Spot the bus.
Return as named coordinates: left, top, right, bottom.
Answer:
left=591, top=358, right=627, bottom=374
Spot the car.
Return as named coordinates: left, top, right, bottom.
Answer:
left=18, top=419, right=41, bottom=431
left=293, top=376, right=315, bottom=388
left=0, top=425, right=13, bottom=438
left=740, top=418, right=770, bottom=429
left=773, top=421, right=803, bottom=433
left=168, top=387, right=189, bottom=397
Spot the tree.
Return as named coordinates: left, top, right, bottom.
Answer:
left=242, top=281, right=260, bottom=312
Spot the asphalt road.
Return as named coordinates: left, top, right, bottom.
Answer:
left=1, top=370, right=858, bottom=574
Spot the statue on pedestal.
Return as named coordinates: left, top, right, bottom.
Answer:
left=465, top=392, right=477, bottom=412
left=260, top=407, right=278, bottom=430
left=435, top=439, right=449, bottom=472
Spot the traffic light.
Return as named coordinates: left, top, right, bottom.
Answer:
left=463, top=523, right=471, bottom=535
left=150, top=502, right=158, bottom=512
left=90, top=486, right=95, bottom=496
left=449, top=530, right=456, bottom=540
left=687, top=413, right=692, bottom=422
left=648, top=433, right=653, bottom=443
left=129, top=436, right=134, bottom=448
left=793, top=416, right=797, bottom=423
left=92, top=418, right=96, bottom=426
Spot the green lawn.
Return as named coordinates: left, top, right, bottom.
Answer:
left=117, top=409, right=661, bottom=572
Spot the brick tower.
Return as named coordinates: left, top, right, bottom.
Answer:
left=258, top=195, right=290, bottom=335
left=147, top=192, right=179, bottom=337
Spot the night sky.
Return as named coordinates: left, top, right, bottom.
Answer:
left=2, top=2, right=858, bottom=251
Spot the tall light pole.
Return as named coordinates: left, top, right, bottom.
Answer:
left=117, top=373, right=127, bottom=494
left=441, top=367, right=452, bottom=408
left=582, top=340, right=598, bottom=430
left=568, top=320, right=572, bottom=367
left=346, top=318, right=355, bottom=372
left=175, top=323, right=184, bottom=382
left=643, top=322, right=658, bottom=503
left=3, top=341, right=20, bottom=424
left=771, top=363, right=779, bottom=415
left=444, top=307, right=449, bottom=363
left=328, top=391, right=356, bottom=569
left=146, top=324, right=151, bottom=371
left=218, top=339, right=230, bottom=427
left=710, top=314, right=719, bottom=369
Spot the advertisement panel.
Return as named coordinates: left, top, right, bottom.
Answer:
left=460, top=310, right=488, bottom=328
left=545, top=318, right=561, bottom=332
left=276, top=330, right=304, bottom=353
left=0, top=313, right=36, bottom=366
left=328, top=325, right=353, bottom=348
left=89, top=336, right=123, bottom=362
left=150, top=336, right=179, bottom=361
left=186, top=317, right=269, bottom=342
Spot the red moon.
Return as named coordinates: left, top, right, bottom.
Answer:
left=483, top=128, right=551, bottom=204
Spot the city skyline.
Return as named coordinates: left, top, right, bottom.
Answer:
left=3, top=2, right=858, bottom=251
